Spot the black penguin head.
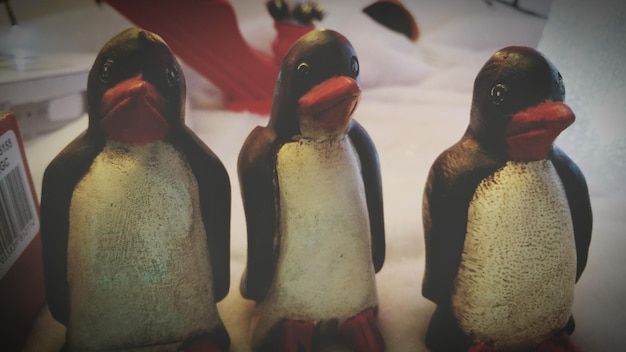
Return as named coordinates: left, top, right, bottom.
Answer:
left=269, top=29, right=361, bottom=141
left=468, top=46, right=573, bottom=160
left=87, top=27, right=186, bottom=145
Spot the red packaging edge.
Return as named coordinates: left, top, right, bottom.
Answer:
left=0, top=111, right=46, bottom=352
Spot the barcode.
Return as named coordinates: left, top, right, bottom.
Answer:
left=0, top=165, right=36, bottom=264
left=0, top=125, right=40, bottom=279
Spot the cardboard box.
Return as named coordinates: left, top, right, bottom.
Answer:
left=0, top=111, right=46, bottom=352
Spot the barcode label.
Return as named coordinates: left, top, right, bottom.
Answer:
left=0, top=130, right=39, bottom=279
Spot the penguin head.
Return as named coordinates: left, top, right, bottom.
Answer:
left=269, top=29, right=361, bottom=142
left=469, top=46, right=574, bottom=161
left=87, top=27, right=186, bottom=146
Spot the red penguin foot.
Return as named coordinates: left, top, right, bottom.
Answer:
left=535, top=332, right=580, bottom=352
left=275, top=318, right=316, bottom=352
left=339, top=307, right=385, bottom=352
left=179, top=335, right=224, bottom=352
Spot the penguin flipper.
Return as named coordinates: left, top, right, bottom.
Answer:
left=422, top=137, right=502, bottom=350
left=40, top=132, right=103, bottom=325
left=549, top=145, right=592, bottom=281
left=178, top=127, right=231, bottom=302
left=348, top=120, right=385, bottom=272
left=422, top=137, right=501, bottom=304
left=238, top=126, right=278, bottom=302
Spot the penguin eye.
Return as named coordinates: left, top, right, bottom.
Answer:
left=165, top=62, right=180, bottom=86
left=297, top=62, right=310, bottom=76
left=99, top=58, right=115, bottom=82
left=350, top=56, right=359, bottom=77
left=489, top=83, right=508, bottom=105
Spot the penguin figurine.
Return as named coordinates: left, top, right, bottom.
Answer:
left=422, top=46, right=592, bottom=351
left=40, top=28, right=231, bottom=352
left=238, top=29, right=386, bottom=352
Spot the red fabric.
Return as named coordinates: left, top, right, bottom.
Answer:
left=339, top=308, right=385, bottom=352
left=104, top=0, right=316, bottom=114
left=272, top=22, right=315, bottom=65
left=104, top=0, right=275, bottom=113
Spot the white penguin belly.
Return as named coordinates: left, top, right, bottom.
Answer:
left=452, top=160, right=576, bottom=350
left=67, top=142, right=219, bottom=351
left=257, top=137, right=377, bottom=332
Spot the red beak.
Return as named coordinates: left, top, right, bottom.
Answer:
left=505, top=101, right=575, bottom=161
left=298, top=76, right=361, bottom=134
left=100, top=76, right=169, bottom=145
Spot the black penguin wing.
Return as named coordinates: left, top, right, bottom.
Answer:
left=348, top=120, right=385, bottom=272
left=40, top=132, right=103, bottom=325
left=177, top=128, right=231, bottom=302
left=422, top=136, right=502, bottom=304
left=421, top=137, right=503, bottom=349
left=237, top=126, right=278, bottom=302
left=549, top=145, right=592, bottom=281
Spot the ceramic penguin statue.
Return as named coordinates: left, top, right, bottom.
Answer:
left=40, top=28, right=231, bottom=352
left=422, top=46, right=592, bottom=351
left=238, top=29, right=386, bottom=352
